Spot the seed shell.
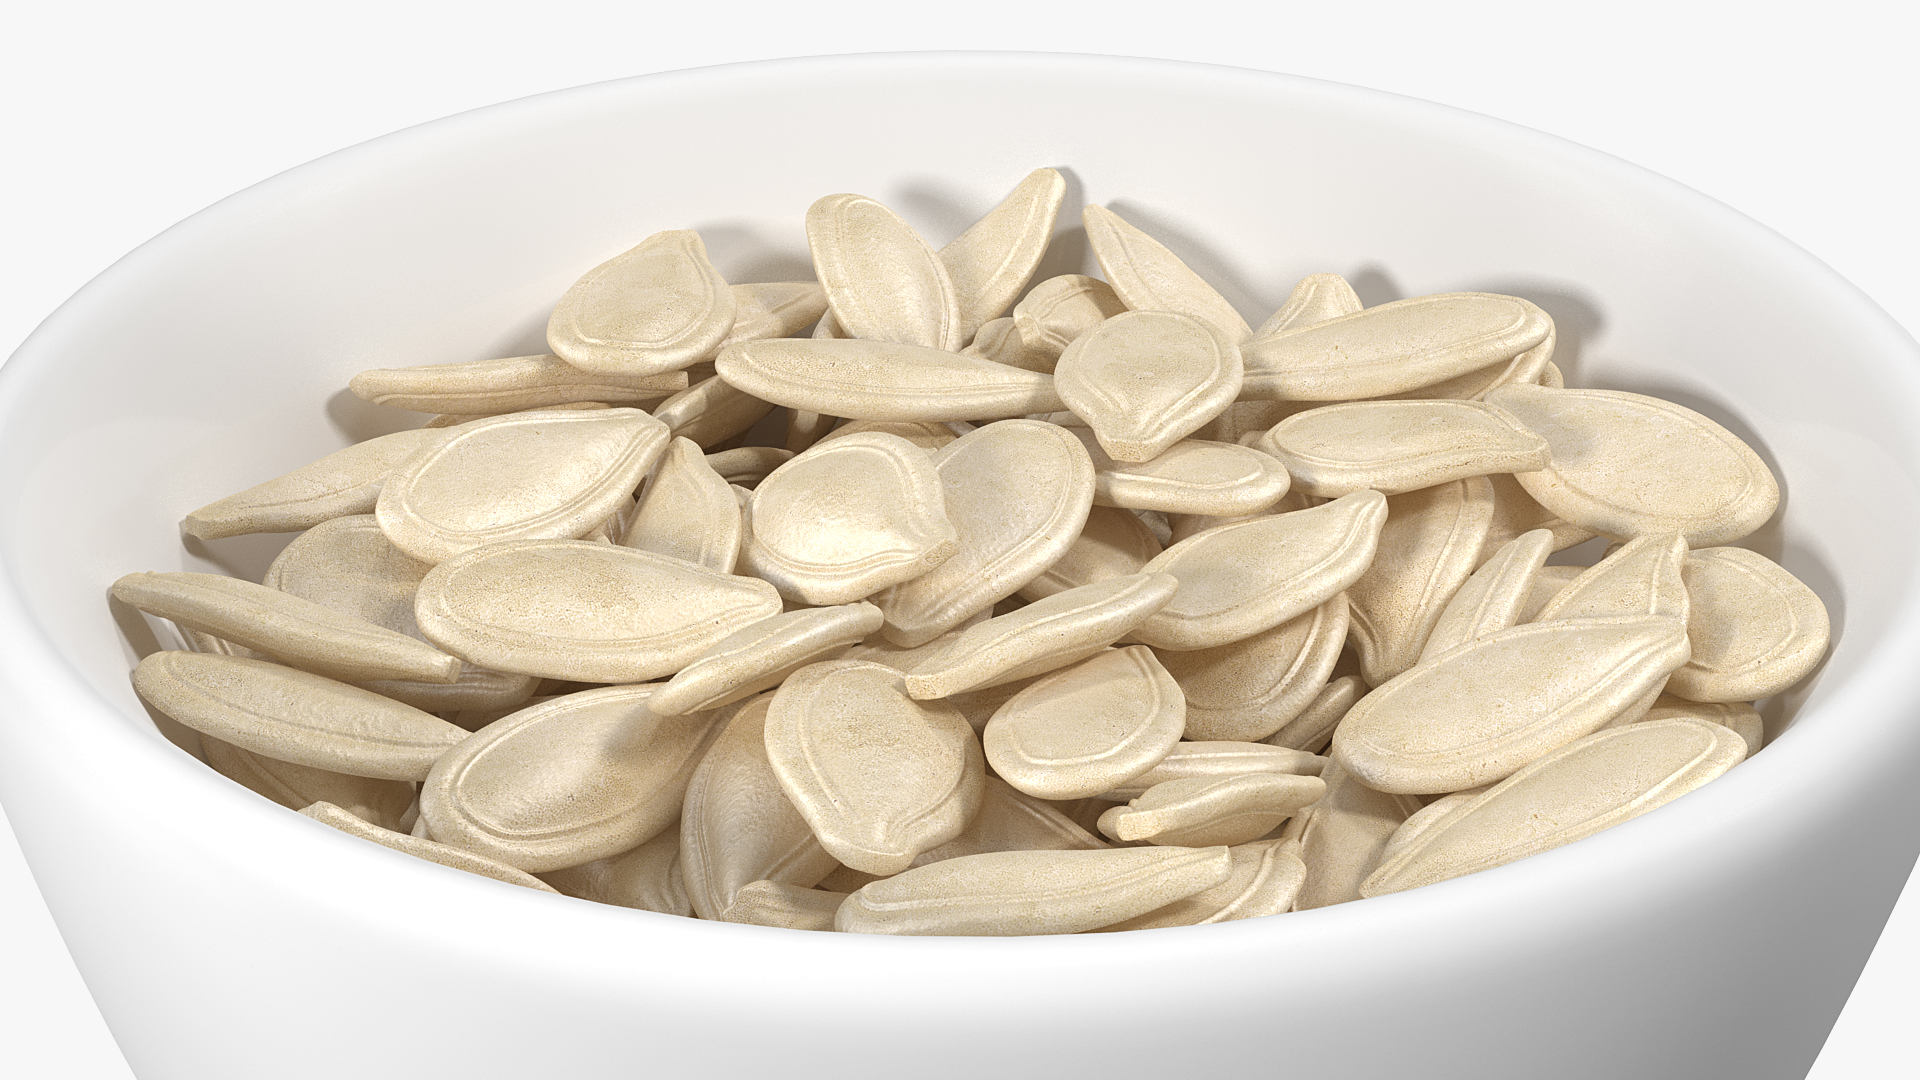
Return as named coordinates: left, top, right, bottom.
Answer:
left=1070, top=429, right=1293, bottom=517
left=1158, top=592, right=1349, bottom=742
left=547, top=229, right=736, bottom=376
left=938, top=168, right=1067, bottom=342
left=1292, top=761, right=1423, bottom=909
left=983, top=646, right=1185, bottom=801
left=1667, top=546, right=1830, bottom=702
left=1013, top=274, right=1127, bottom=356
left=649, top=602, right=884, bottom=716
left=720, top=882, right=849, bottom=931
left=622, top=436, right=744, bottom=573
left=1253, top=273, right=1364, bottom=338
left=537, top=827, right=691, bottom=916
left=347, top=354, right=687, bottom=414
left=300, top=801, right=557, bottom=893
left=1346, top=477, right=1496, bottom=685
left=1054, top=310, right=1244, bottom=463
left=1258, top=400, right=1549, bottom=498
left=807, top=193, right=963, bottom=351
left=199, top=734, right=415, bottom=832
left=1263, top=675, right=1365, bottom=754
left=1097, top=772, right=1326, bottom=847
left=181, top=427, right=444, bottom=540
left=1016, top=505, right=1162, bottom=601
left=1241, top=293, right=1552, bottom=400
left=716, top=337, right=1064, bottom=422
left=1420, top=528, right=1554, bottom=662
left=1082, top=205, right=1252, bottom=341
left=1533, top=533, right=1690, bottom=623
left=1091, top=839, right=1306, bottom=931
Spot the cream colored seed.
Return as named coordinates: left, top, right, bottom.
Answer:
left=961, top=317, right=1055, bottom=373
left=1013, top=273, right=1127, bottom=357
left=741, top=432, right=958, bottom=607
left=1258, top=400, right=1549, bottom=498
left=199, top=734, right=415, bottom=833
left=650, top=374, right=776, bottom=449
left=424, top=400, right=616, bottom=429
left=680, top=694, right=838, bottom=919
left=904, top=573, right=1179, bottom=700
left=1420, top=528, right=1554, bottom=662
left=1054, top=310, right=1244, bottom=463
left=879, top=420, right=1095, bottom=647
left=1480, top=472, right=1596, bottom=561
left=1638, top=694, right=1764, bottom=758
left=1533, top=532, right=1690, bottom=623
left=418, top=685, right=723, bottom=873
left=1133, top=489, right=1387, bottom=651
left=1376, top=785, right=1491, bottom=868
left=715, top=338, right=1065, bottom=423
left=763, top=659, right=985, bottom=876
left=938, top=168, right=1067, bottom=342
left=1361, top=719, right=1746, bottom=897
left=704, top=445, right=793, bottom=488
left=834, top=846, right=1234, bottom=936
left=1097, top=773, right=1326, bottom=847
left=783, top=408, right=837, bottom=454
left=1016, top=505, right=1161, bottom=602
left=1263, top=674, right=1365, bottom=754
left=1292, top=761, right=1423, bottom=910
left=375, top=407, right=669, bottom=564
left=262, top=516, right=538, bottom=713
left=1090, top=839, right=1306, bottom=931
left=807, top=193, right=962, bottom=351
left=1157, top=592, right=1349, bottom=743
left=622, top=437, right=743, bottom=572
left=181, top=427, right=444, bottom=540
left=347, top=354, right=688, bottom=414
left=1067, top=428, right=1293, bottom=518
left=1488, top=384, right=1780, bottom=546
left=413, top=539, right=781, bottom=683
left=132, top=652, right=467, bottom=781
left=908, top=776, right=1107, bottom=868
left=1099, top=740, right=1327, bottom=801
left=1519, top=564, right=1586, bottom=623
left=113, top=571, right=462, bottom=686
left=1371, top=325, right=1555, bottom=403
left=1668, top=546, right=1830, bottom=702
left=649, top=602, right=884, bottom=717
left=1253, top=273, right=1363, bottom=338
left=1240, top=293, right=1551, bottom=401
left=720, top=882, right=849, bottom=932
left=537, top=827, right=692, bottom=917
left=813, top=419, right=957, bottom=451
left=983, top=646, right=1185, bottom=801
left=1346, top=477, right=1495, bottom=686
left=1082, top=205, right=1252, bottom=341
left=300, top=801, right=557, bottom=893
left=713, top=282, right=830, bottom=355
left=1332, top=615, right=1693, bottom=794
left=547, top=230, right=736, bottom=376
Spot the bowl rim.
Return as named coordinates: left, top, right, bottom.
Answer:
left=5, top=50, right=1920, bottom=962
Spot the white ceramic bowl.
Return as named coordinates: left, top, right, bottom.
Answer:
left=3, top=53, right=1917, bottom=1080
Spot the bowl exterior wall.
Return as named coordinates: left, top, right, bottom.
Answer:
left=4, top=54, right=1919, bottom=1079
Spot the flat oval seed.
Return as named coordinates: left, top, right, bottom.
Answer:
left=1347, top=477, right=1496, bottom=685
left=419, top=685, right=723, bottom=873
left=1534, top=533, right=1690, bottom=623
left=984, top=646, right=1185, bottom=801
left=1092, top=839, right=1306, bottom=931
left=1134, top=489, right=1389, bottom=651
left=650, top=602, right=885, bottom=716
left=808, top=193, right=962, bottom=351
left=1258, top=400, right=1549, bottom=498
left=835, top=846, right=1232, bottom=936
left=1640, top=694, right=1764, bottom=758
left=814, top=419, right=958, bottom=451
left=904, top=574, right=1178, bottom=699
left=1370, top=325, right=1555, bottom=403
left=764, top=659, right=985, bottom=876
left=1159, top=592, right=1349, bottom=742
left=537, top=828, right=691, bottom=916
left=1013, top=274, right=1128, bottom=356
left=720, top=882, right=849, bottom=931
left=962, top=317, right=1056, bottom=373
left=1099, top=740, right=1327, bottom=801
left=650, top=375, right=776, bottom=449
left=742, top=432, right=958, bottom=606
left=1360, top=719, right=1746, bottom=897
left=1252, top=273, right=1363, bottom=338
left=713, top=282, right=830, bottom=353
left=414, top=539, right=782, bottom=683
left=622, top=437, right=743, bottom=572
left=1377, top=785, right=1491, bottom=869
left=1487, top=384, right=1780, bottom=546
left=113, top=571, right=461, bottom=685
left=200, top=735, right=414, bottom=832
left=132, top=652, right=467, bottom=780
left=1241, top=293, right=1552, bottom=400
left=1520, top=565, right=1587, bottom=623
left=1480, top=472, right=1597, bottom=561
left=547, top=230, right=736, bottom=376
left=1069, top=429, right=1293, bottom=517
left=1082, top=205, right=1252, bottom=341
left=680, top=694, right=839, bottom=919
left=1332, top=615, right=1693, bottom=793
left=1292, top=761, right=1423, bottom=909
left=1264, top=675, right=1365, bottom=753
left=715, top=338, right=1064, bottom=422
left=348, top=354, right=688, bottom=414
left=938, top=168, right=1067, bottom=342
left=182, top=427, right=444, bottom=540
left=375, top=408, right=669, bottom=564
left=880, top=420, right=1095, bottom=647
left=1055, top=311, right=1244, bottom=462
left=1017, top=505, right=1162, bottom=601
left=1668, top=546, right=1831, bottom=702
left=262, top=516, right=538, bottom=712
left=705, top=445, right=793, bottom=488
left=300, top=801, right=556, bottom=893
left=1098, top=773, right=1326, bottom=847
left=909, top=776, right=1107, bottom=868
left=1420, top=529, right=1555, bottom=662
left=426, top=400, right=614, bottom=429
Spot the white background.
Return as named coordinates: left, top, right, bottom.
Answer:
left=3, top=2, right=1916, bottom=1075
